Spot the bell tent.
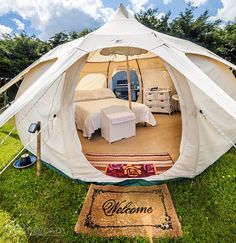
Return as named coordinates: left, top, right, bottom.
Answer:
left=0, top=4, right=236, bottom=184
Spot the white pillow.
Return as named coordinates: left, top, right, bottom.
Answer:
left=74, top=88, right=115, bottom=102
left=94, top=88, right=116, bottom=100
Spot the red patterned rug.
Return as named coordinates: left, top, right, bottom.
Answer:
left=86, top=152, right=174, bottom=178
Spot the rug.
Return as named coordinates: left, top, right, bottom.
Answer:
left=75, top=184, right=182, bottom=239
left=86, top=152, right=174, bottom=177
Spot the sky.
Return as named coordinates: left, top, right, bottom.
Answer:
left=0, top=0, right=235, bottom=40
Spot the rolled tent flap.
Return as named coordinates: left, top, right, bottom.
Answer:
left=0, top=49, right=88, bottom=128
left=154, top=45, right=236, bottom=120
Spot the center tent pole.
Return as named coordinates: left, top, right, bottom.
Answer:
left=106, top=61, right=111, bottom=88
left=126, top=55, right=132, bottom=109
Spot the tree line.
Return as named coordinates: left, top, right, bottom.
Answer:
left=0, top=4, right=235, bottom=79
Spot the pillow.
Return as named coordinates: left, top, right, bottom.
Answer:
left=74, top=90, right=97, bottom=102
left=94, top=88, right=116, bottom=100
left=74, top=88, right=115, bottom=102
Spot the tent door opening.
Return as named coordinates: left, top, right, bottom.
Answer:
left=73, top=49, right=182, bottom=178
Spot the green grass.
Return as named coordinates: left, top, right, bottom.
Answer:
left=0, top=118, right=22, bottom=170
left=0, top=121, right=236, bottom=242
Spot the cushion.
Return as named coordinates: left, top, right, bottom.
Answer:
left=107, top=111, right=136, bottom=125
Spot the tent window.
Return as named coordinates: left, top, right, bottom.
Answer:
left=111, top=70, right=140, bottom=101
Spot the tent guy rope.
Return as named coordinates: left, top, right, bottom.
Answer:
left=200, top=110, right=236, bottom=148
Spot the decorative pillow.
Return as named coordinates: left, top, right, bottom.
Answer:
left=74, top=88, right=115, bottom=102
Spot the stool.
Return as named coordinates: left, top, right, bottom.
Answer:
left=101, top=105, right=136, bottom=143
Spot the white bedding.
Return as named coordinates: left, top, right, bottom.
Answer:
left=74, top=98, right=157, bottom=138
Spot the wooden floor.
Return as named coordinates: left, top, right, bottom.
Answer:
left=77, top=112, right=182, bottom=162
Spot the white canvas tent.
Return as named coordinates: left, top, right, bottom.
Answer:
left=0, top=4, right=236, bottom=184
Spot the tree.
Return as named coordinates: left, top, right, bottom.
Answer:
left=0, top=32, right=50, bottom=103
left=135, top=3, right=236, bottom=64
left=214, top=22, right=236, bottom=64
left=49, top=28, right=93, bottom=48
left=0, top=32, right=50, bottom=78
left=0, top=3, right=235, bottom=84
left=135, top=8, right=171, bottom=33
left=169, top=4, right=221, bottom=50
left=48, top=32, right=69, bottom=48
left=69, top=28, right=92, bottom=40
left=0, top=28, right=94, bottom=79
left=77, top=28, right=93, bottom=38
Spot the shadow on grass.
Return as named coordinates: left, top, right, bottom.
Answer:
left=0, top=130, right=20, bottom=140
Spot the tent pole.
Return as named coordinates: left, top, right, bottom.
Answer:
left=36, top=121, right=41, bottom=176
left=106, top=61, right=111, bottom=88
left=126, top=55, right=132, bottom=109
left=135, top=59, right=144, bottom=103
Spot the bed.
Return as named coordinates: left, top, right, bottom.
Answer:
left=74, top=88, right=157, bottom=138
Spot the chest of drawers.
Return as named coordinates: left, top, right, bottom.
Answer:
left=144, top=88, right=173, bottom=114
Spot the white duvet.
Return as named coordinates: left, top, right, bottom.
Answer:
left=74, top=98, right=157, bottom=138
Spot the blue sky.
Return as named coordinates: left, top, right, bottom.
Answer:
left=0, top=0, right=235, bottom=40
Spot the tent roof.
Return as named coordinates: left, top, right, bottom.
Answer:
left=1, top=4, right=236, bottom=128
left=39, top=4, right=236, bottom=69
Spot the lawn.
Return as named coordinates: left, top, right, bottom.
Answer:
left=0, top=120, right=235, bottom=242
left=0, top=118, right=22, bottom=170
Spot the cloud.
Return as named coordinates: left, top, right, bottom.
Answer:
left=185, top=0, right=208, bottom=7
left=0, top=0, right=114, bottom=39
left=214, top=0, right=236, bottom=22
left=0, top=24, right=12, bottom=38
left=163, top=0, right=172, bottom=4
left=12, top=18, right=25, bottom=31
left=129, top=0, right=149, bottom=12
left=156, top=12, right=166, bottom=19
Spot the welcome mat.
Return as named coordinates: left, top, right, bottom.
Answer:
left=75, top=184, right=182, bottom=239
left=86, top=152, right=174, bottom=177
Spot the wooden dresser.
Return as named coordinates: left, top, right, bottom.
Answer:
left=144, top=88, right=173, bottom=115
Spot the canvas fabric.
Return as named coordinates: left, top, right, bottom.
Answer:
left=0, top=4, right=235, bottom=182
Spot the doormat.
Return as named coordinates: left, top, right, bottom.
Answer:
left=86, top=152, right=174, bottom=176
left=75, top=184, right=182, bottom=239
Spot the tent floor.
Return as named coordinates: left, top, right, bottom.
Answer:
left=77, top=112, right=182, bottom=163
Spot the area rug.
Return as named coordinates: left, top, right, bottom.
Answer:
left=86, top=152, right=174, bottom=177
left=75, top=184, right=182, bottom=239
